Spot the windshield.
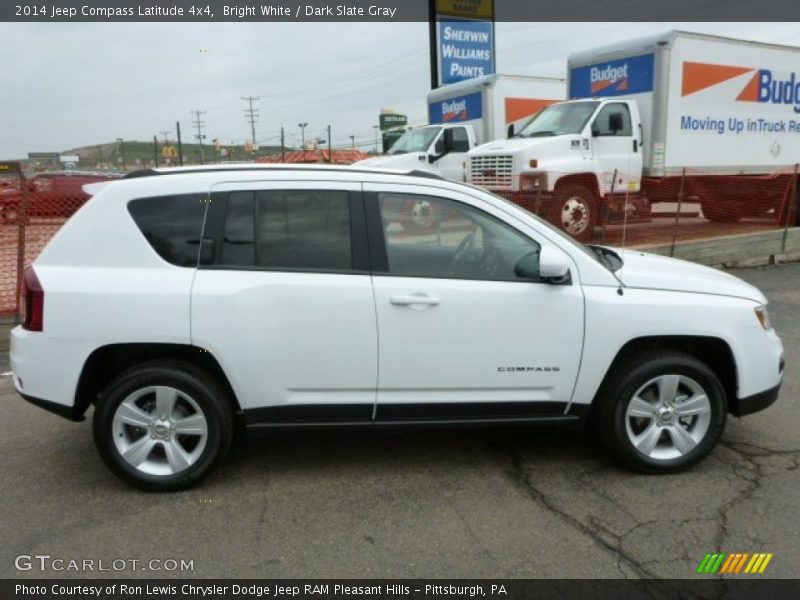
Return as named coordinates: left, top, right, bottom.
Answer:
left=516, top=101, right=599, bottom=137
left=387, top=127, right=440, bottom=155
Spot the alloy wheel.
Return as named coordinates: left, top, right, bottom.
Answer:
left=624, top=374, right=712, bottom=461
left=112, top=385, right=208, bottom=476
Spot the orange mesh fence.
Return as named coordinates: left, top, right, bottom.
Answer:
left=0, top=171, right=119, bottom=318
left=471, top=165, right=799, bottom=249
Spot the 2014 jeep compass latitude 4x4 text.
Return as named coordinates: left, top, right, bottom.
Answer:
left=11, top=165, right=784, bottom=490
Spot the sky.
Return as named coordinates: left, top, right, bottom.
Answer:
left=1, top=21, right=799, bottom=158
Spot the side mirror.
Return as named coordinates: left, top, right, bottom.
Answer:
left=538, top=246, right=570, bottom=282
left=507, top=123, right=515, bottom=138
left=430, top=131, right=452, bottom=163
left=608, top=112, right=623, bottom=134
left=442, top=129, right=455, bottom=153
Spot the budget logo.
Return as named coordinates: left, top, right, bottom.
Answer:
left=590, top=64, right=629, bottom=94
left=682, top=61, right=800, bottom=113
left=696, top=552, right=773, bottom=575
left=442, top=99, right=468, bottom=121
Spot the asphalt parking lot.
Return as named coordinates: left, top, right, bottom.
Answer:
left=1, top=262, right=797, bottom=580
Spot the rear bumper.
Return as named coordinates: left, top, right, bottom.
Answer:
left=11, top=325, right=93, bottom=418
left=730, top=381, right=782, bottom=417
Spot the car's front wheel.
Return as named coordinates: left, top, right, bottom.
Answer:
left=93, top=361, right=234, bottom=491
left=597, top=350, right=727, bottom=474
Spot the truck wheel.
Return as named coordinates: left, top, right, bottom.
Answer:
left=700, top=199, right=741, bottom=223
left=596, top=350, right=726, bottom=474
left=550, top=185, right=596, bottom=241
left=93, top=360, right=234, bottom=491
left=402, top=199, right=439, bottom=234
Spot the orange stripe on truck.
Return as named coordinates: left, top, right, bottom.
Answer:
left=681, top=61, right=754, bottom=96
left=504, top=98, right=556, bottom=125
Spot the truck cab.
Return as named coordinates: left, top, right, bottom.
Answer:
left=467, top=98, right=645, bottom=240
left=354, top=123, right=477, bottom=181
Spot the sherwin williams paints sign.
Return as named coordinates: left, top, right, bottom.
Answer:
left=570, top=53, right=655, bottom=98
left=438, top=19, right=494, bottom=84
left=428, top=91, right=483, bottom=124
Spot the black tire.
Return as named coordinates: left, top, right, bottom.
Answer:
left=549, top=184, right=597, bottom=241
left=700, top=199, right=742, bottom=223
left=93, top=360, right=234, bottom=491
left=595, top=350, right=727, bottom=474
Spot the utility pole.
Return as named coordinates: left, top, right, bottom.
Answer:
left=115, top=138, right=127, bottom=171
left=176, top=121, right=184, bottom=166
left=242, top=96, right=260, bottom=160
left=191, top=109, right=207, bottom=165
left=298, top=122, right=308, bottom=161
left=373, top=125, right=380, bottom=154
left=327, top=125, right=332, bottom=163
left=350, top=135, right=355, bottom=150
left=153, top=135, right=159, bottom=167
left=280, top=126, right=285, bottom=162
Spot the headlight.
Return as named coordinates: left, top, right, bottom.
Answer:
left=520, top=172, right=546, bottom=191
left=754, top=305, right=771, bottom=330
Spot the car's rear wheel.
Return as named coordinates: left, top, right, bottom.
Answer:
left=596, top=350, right=726, bottom=473
left=93, top=361, right=234, bottom=491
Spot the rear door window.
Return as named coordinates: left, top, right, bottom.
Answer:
left=216, top=189, right=354, bottom=272
left=127, top=194, right=207, bottom=266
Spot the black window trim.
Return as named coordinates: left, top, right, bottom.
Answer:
left=364, top=190, right=560, bottom=285
left=200, top=187, right=370, bottom=275
left=593, top=102, right=633, bottom=137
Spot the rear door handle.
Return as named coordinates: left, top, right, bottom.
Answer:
left=389, top=294, right=440, bottom=306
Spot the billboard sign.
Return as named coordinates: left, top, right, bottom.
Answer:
left=569, top=53, right=655, bottom=98
left=435, top=0, right=493, bottom=19
left=438, top=19, right=494, bottom=85
left=0, top=161, right=21, bottom=174
left=379, top=113, right=408, bottom=130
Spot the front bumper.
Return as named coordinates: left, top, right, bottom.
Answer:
left=730, top=381, right=782, bottom=417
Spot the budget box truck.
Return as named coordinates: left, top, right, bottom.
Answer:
left=354, top=73, right=564, bottom=231
left=466, top=30, right=800, bottom=240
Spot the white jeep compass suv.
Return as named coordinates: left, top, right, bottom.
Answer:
left=11, top=165, right=784, bottom=490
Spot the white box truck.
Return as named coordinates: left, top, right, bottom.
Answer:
left=466, top=31, right=800, bottom=240
left=354, top=74, right=563, bottom=232
left=355, top=74, right=564, bottom=182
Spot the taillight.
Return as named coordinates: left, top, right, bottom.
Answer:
left=21, top=266, right=44, bottom=331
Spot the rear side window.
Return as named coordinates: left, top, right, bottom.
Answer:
left=218, top=190, right=352, bottom=271
left=127, top=194, right=207, bottom=267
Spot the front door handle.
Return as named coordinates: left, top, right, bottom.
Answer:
left=389, top=294, right=440, bottom=306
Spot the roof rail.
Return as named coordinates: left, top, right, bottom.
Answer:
left=121, top=165, right=445, bottom=181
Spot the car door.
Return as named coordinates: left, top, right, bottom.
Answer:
left=191, top=180, right=378, bottom=425
left=365, top=183, right=585, bottom=421
left=590, top=102, right=642, bottom=194
left=432, top=126, right=470, bottom=181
